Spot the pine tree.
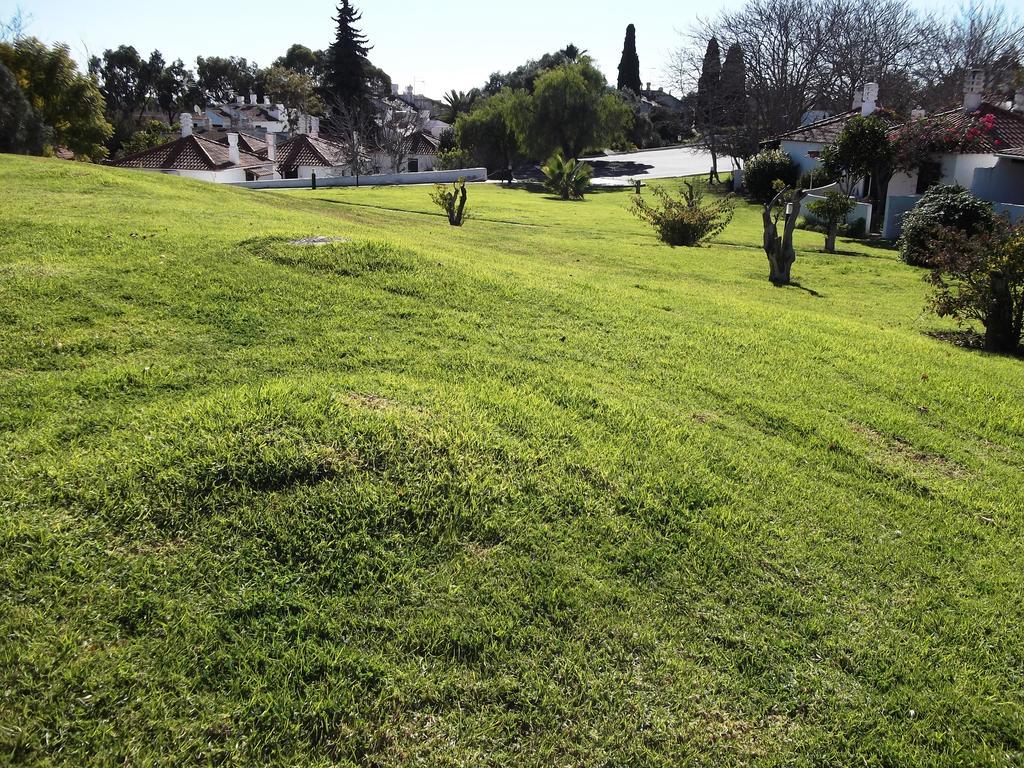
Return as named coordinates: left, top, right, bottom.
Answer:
left=326, top=0, right=371, bottom=108
left=617, top=24, right=642, bottom=93
left=721, top=43, right=747, bottom=128
left=697, top=37, right=723, bottom=183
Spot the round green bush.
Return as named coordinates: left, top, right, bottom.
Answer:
left=743, top=149, right=800, bottom=203
left=898, top=185, right=996, bottom=267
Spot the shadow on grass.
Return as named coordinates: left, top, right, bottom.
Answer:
left=925, top=329, right=1023, bottom=359
left=784, top=281, right=824, bottom=298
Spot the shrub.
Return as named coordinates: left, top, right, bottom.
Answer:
left=899, top=185, right=996, bottom=267
left=541, top=151, right=593, bottom=200
left=436, top=149, right=474, bottom=171
left=430, top=179, right=469, bottom=227
left=630, top=181, right=736, bottom=246
left=743, top=149, right=799, bottom=203
left=927, top=218, right=1024, bottom=353
left=799, top=167, right=839, bottom=190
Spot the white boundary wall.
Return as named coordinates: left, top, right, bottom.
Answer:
left=802, top=183, right=873, bottom=230
left=226, top=167, right=488, bottom=190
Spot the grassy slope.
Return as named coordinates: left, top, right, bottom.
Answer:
left=1, top=155, right=1022, bottom=767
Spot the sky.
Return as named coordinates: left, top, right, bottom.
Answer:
left=3, top=0, right=1019, bottom=97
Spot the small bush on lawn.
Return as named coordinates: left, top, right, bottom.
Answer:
left=927, top=218, right=1024, bottom=353
left=744, top=149, right=800, bottom=203
left=807, top=191, right=857, bottom=253
left=430, top=179, right=469, bottom=226
left=630, top=181, right=735, bottom=246
left=899, top=184, right=996, bottom=267
left=542, top=152, right=593, bottom=200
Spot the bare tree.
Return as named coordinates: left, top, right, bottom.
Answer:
left=0, top=5, right=31, bottom=42
left=323, top=95, right=372, bottom=182
left=672, top=0, right=1024, bottom=142
left=915, top=2, right=1024, bottom=108
left=376, top=103, right=426, bottom=174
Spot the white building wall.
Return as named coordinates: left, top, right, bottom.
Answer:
left=978, top=159, right=1024, bottom=205
left=780, top=139, right=825, bottom=177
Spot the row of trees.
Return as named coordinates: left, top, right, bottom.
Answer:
left=447, top=54, right=633, bottom=176
left=671, top=0, right=1023, bottom=155
left=0, top=1, right=393, bottom=159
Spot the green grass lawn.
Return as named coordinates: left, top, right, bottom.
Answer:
left=1, top=155, right=1022, bottom=767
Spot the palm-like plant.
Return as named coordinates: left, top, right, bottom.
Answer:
left=541, top=151, right=593, bottom=200
left=441, top=89, right=480, bottom=124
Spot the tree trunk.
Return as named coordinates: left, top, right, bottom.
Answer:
left=763, top=189, right=807, bottom=286
left=825, top=223, right=838, bottom=254
left=985, top=272, right=1018, bottom=352
left=708, top=133, right=721, bottom=184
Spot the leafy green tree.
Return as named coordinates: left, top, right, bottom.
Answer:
left=525, top=61, right=632, bottom=160
left=696, top=37, right=724, bottom=182
left=617, top=24, right=642, bottom=93
left=807, top=190, right=856, bottom=252
left=118, top=120, right=174, bottom=157
left=196, top=56, right=259, bottom=103
left=821, top=114, right=895, bottom=230
left=156, top=59, right=201, bottom=122
left=541, top=151, right=593, bottom=200
left=0, top=37, right=112, bottom=159
left=455, top=89, right=528, bottom=182
left=0, top=58, right=44, bottom=154
left=483, top=46, right=588, bottom=95
left=89, top=46, right=167, bottom=151
left=326, top=0, right=371, bottom=109
left=260, top=66, right=324, bottom=125
left=274, top=44, right=326, bottom=82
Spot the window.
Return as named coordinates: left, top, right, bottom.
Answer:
left=916, top=161, right=942, bottom=195
left=408, top=158, right=419, bottom=173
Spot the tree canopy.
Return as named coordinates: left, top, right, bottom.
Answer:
left=524, top=61, right=632, bottom=160
left=326, top=0, right=371, bottom=108
left=617, top=24, right=642, bottom=93
left=0, top=37, right=112, bottom=159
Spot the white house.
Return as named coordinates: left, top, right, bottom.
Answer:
left=882, top=74, right=1024, bottom=238
left=268, top=132, right=354, bottom=179
left=767, top=83, right=887, bottom=181
left=205, top=94, right=290, bottom=133
left=108, top=114, right=277, bottom=183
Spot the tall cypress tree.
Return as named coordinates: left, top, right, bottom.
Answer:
left=617, top=24, right=642, bottom=93
left=326, top=0, right=371, bottom=108
left=721, top=42, right=747, bottom=128
left=697, top=37, right=723, bottom=182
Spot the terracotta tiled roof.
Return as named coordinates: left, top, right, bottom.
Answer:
left=892, top=103, right=1024, bottom=154
left=201, top=130, right=268, bottom=155
left=271, top=134, right=351, bottom=171
left=405, top=131, right=440, bottom=156
left=769, top=110, right=861, bottom=144
left=109, top=135, right=270, bottom=171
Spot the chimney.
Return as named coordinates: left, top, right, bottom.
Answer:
left=646, top=82, right=651, bottom=92
left=310, top=116, right=320, bottom=138
left=852, top=88, right=863, bottom=111
left=391, top=83, right=399, bottom=96
left=911, top=107, right=927, bottom=120
left=296, top=114, right=308, bottom=135
left=266, top=132, right=276, bottom=163
left=180, top=112, right=193, bottom=138
left=861, top=82, right=879, bottom=116
left=236, top=95, right=245, bottom=105
left=249, top=92, right=258, bottom=105
left=1013, top=91, right=1024, bottom=114
left=964, top=69, right=985, bottom=112
left=227, top=132, right=240, bottom=165
left=264, top=96, right=270, bottom=106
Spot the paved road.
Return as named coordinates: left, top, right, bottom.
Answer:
left=581, top=146, right=725, bottom=186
